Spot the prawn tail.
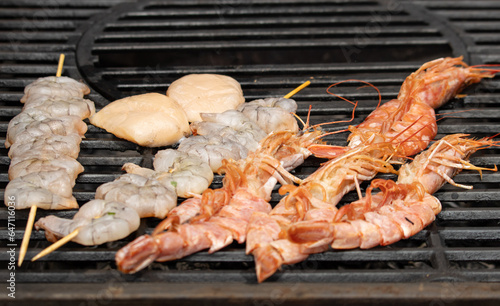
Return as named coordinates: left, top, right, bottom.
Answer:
left=245, top=212, right=281, bottom=255
left=253, top=245, right=283, bottom=283
left=115, top=234, right=160, bottom=274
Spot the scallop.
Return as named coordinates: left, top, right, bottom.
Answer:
left=89, top=93, right=190, bottom=147
left=167, top=74, right=245, bottom=122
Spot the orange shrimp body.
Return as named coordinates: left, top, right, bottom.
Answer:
left=348, top=98, right=437, bottom=157
left=398, top=56, right=496, bottom=109
left=287, top=134, right=497, bottom=258
left=312, top=56, right=495, bottom=160
left=397, top=134, right=498, bottom=194
left=115, top=129, right=323, bottom=274
left=251, top=134, right=497, bottom=283
left=246, top=143, right=399, bottom=282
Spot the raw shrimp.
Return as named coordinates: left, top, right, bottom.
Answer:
left=22, top=97, right=96, bottom=120
left=95, top=173, right=177, bottom=219
left=237, top=97, right=299, bottom=134
left=396, top=134, right=498, bottom=194
left=8, top=155, right=84, bottom=181
left=177, top=97, right=300, bottom=173
left=192, top=110, right=267, bottom=151
left=245, top=57, right=498, bottom=282
left=190, top=121, right=263, bottom=152
left=123, top=148, right=214, bottom=197
left=8, top=133, right=82, bottom=160
left=35, top=200, right=140, bottom=246
left=346, top=99, right=437, bottom=157
left=20, top=76, right=90, bottom=103
left=152, top=149, right=213, bottom=197
left=177, top=134, right=248, bottom=172
left=115, top=129, right=322, bottom=274
left=4, top=169, right=79, bottom=210
left=199, top=110, right=266, bottom=137
left=5, top=109, right=87, bottom=148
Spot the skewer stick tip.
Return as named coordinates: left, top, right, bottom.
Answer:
left=283, top=80, right=311, bottom=99
left=56, top=54, right=65, bottom=77
left=31, top=228, right=80, bottom=262
left=18, top=205, right=37, bottom=267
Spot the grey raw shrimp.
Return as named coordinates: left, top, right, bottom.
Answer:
left=35, top=200, right=140, bottom=246
left=20, top=76, right=90, bottom=103
left=237, top=97, right=299, bottom=134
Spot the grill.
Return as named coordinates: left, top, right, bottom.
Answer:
left=1, top=0, right=500, bottom=304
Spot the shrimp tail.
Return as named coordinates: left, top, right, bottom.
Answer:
left=253, top=245, right=283, bottom=283
left=115, top=235, right=160, bottom=274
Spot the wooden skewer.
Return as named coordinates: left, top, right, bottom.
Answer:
left=18, top=53, right=66, bottom=266
left=31, top=228, right=80, bottom=262
left=283, top=80, right=311, bottom=99
left=56, top=54, right=65, bottom=77
left=17, top=205, right=37, bottom=266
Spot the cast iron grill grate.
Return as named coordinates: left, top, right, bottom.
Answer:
left=1, top=0, right=500, bottom=304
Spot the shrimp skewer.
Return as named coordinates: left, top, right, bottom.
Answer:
left=246, top=142, right=400, bottom=281
left=247, top=56, right=498, bottom=282
left=4, top=54, right=95, bottom=265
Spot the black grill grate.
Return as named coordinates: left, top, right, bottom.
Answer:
left=1, top=0, right=500, bottom=305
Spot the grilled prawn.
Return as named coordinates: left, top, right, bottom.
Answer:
left=311, top=56, right=496, bottom=159
left=283, top=135, right=497, bottom=276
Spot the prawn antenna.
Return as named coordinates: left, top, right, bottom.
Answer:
left=327, top=79, right=382, bottom=109
left=469, top=64, right=500, bottom=75
left=310, top=98, right=359, bottom=131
